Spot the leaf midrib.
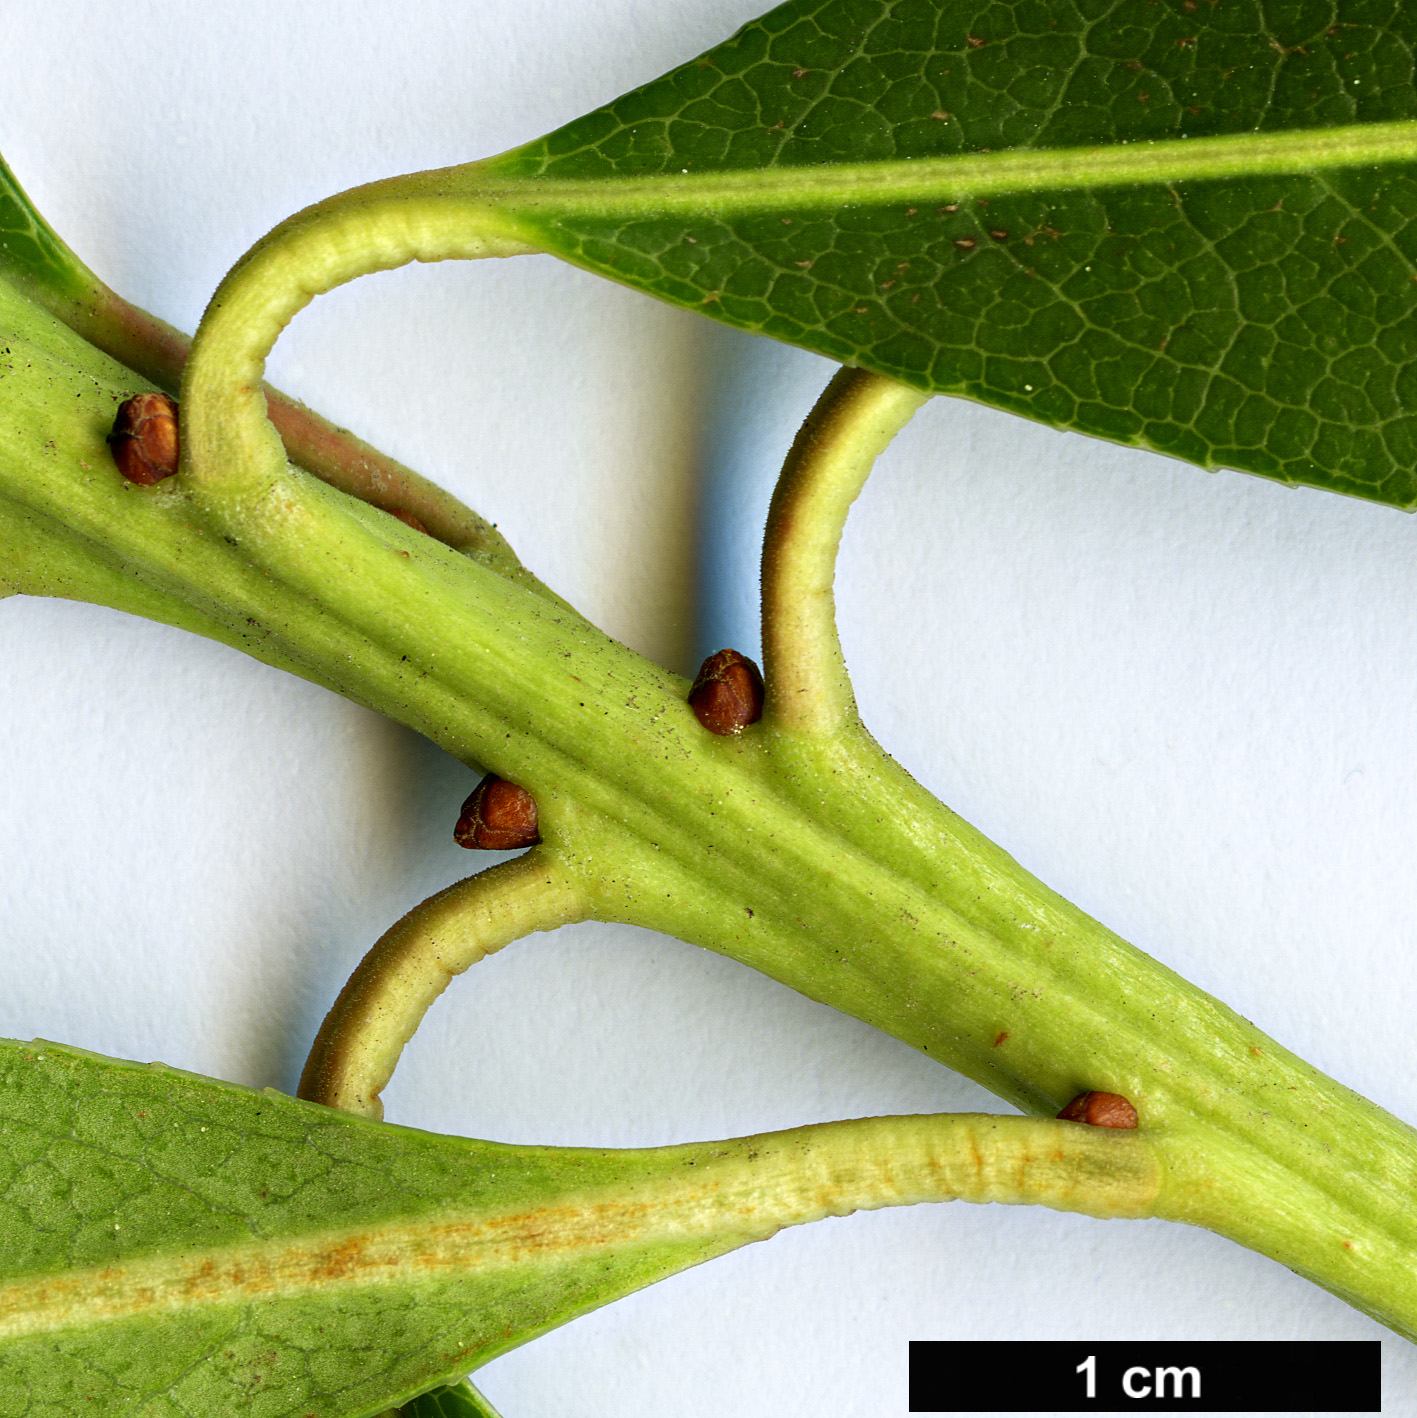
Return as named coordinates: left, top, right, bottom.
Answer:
left=473, top=119, right=1417, bottom=219
left=0, top=1176, right=769, bottom=1342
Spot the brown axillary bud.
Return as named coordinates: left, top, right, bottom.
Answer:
left=688, top=649, right=764, bottom=735
left=108, top=392, right=180, bottom=485
left=1057, top=1091, right=1139, bottom=1129
left=389, top=508, right=429, bottom=534
left=453, top=774, right=541, bottom=850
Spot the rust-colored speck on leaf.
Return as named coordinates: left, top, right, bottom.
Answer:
left=307, top=1235, right=367, bottom=1284
left=688, top=649, right=764, bottom=735
left=390, top=508, right=429, bottom=534
left=1057, top=1090, right=1138, bottom=1129
left=454, top=775, right=541, bottom=850
left=108, top=392, right=179, bottom=486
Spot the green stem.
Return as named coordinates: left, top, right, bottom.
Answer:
left=298, top=853, right=587, bottom=1120
left=10, top=189, right=1417, bottom=1340
left=0, top=155, right=539, bottom=585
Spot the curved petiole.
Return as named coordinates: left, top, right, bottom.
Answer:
left=760, top=367, right=930, bottom=736
left=1, top=151, right=546, bottom=589
left=180, top=172, right=536, bottom=505
left=298, top=851, right=587, bottom=1120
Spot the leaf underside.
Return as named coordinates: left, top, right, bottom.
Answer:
left=0, top=1041, right=747, bottom=1418
left=488, top=0, right=1417, bottom=508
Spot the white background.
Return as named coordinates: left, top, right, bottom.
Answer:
left=1, top=2, right=1414, bottom=1414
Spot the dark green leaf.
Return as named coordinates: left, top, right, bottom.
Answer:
left=483, top=0, right=1417, bottom=508
left=0, top=153, right=91, bottom=302
left=402, top=1378, right=505, bottom=1418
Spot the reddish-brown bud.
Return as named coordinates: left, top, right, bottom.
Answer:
left=108, top=392, right=179, bottom=486
left=389, top=508, right=429, bottom=534
left=1057, top=1091, right=1139, bottom=1129
left=688, top=649, right=764, bottom=736
left=453, top=774, right=540, bottom=850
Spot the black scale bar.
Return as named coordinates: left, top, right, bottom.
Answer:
left=909, top=1340, right=1381, bottom=1412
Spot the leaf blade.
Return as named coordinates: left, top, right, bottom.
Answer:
left=480, top=0, right=1417, bottom=508
left=0, top=1040, right=754, bottom=1416
left=0, top=153, right=93, bottom=302
left=402, top=1379, right=506, bottom=1418
left=0, top=1039, right=1158, bottom=1416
